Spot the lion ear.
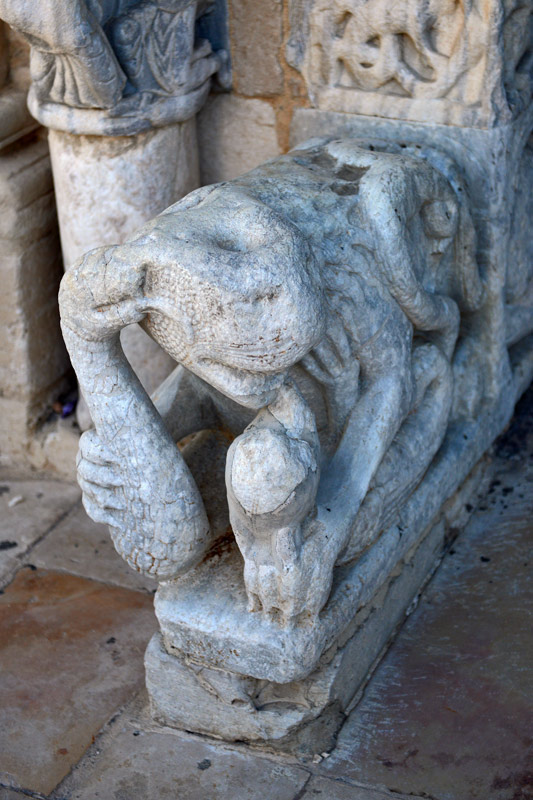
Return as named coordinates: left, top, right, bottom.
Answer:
left=59, top=243, right=148, bottom=342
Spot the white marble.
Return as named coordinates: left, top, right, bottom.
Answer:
left=0, top=0, right=224, bottom=436
left=60, top=138, right=484, bottom=598
left=49, top=121, right=199, bottom=269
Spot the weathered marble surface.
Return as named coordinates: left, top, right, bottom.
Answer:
left=48, top=121, right=199, bottom=430
left=49, top=122, right=199, bottom=268
left=0, top=1, right=224, bottom=440
left=59, top=131, right=532, bottom=750
left=147, top=458, right=490, bottom=751
left=291, top=105, right=533, bottom=402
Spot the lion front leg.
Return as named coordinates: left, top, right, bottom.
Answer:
left=60, top=246, right=212, bottom=580
left=226, top=382, right=328, bottom=625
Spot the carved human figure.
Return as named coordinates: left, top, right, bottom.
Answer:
left=59, top=139, right=484, bottom=625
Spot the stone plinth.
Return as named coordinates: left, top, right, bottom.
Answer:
left=146, top=450, right=490, bottom=752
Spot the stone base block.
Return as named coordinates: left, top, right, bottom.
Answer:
left=146, top=453, right=490, bottom=753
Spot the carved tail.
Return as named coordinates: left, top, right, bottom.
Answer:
left=59, top=245, right=210, bottom=579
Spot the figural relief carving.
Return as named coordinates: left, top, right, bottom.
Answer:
left=287, top=0, right=533, bottom=125
left=59, top=139, right=485, bottom=627
left=304, top=0, right=487, bottom=101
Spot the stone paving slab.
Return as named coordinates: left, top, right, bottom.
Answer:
left=300, top=775, right=427, bottom=799
left=0, top=789, right=34, bottom=800
left=0, top=569, right=157, bottom=796
left=0, top=478, right=80, bottom=583
left=0, top=552, right=19, bottom=587
left=316, top=390, right=533, bottom=800
left=0, top=395, right=531, bottom=800
left=30, top=502, right=157, bottom=594
left=53, top=694, right=309, bottom=800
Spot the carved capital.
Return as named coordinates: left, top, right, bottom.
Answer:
left=0, top=0, right=226, bottom=134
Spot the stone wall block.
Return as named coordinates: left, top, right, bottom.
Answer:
left=197, top=94, right=280, bottom=183
left=228, top=0, right=284, bottom=96
left=0, top=187, right=57, bottom=243
left=0, top=132, right=70, bottom=466
left=0, top=136, right=53, bottom=208
left=0, top=232, right=66, bottom=395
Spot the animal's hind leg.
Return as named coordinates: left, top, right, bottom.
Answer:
left=317, top=310, right=414, bottom=551
left=338, top=342, right=453, bottom=563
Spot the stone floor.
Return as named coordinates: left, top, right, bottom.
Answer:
left=1, top=386, right=532, bottom=800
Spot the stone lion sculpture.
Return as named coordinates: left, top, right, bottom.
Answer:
left=59, top=138, right=484, bottom=625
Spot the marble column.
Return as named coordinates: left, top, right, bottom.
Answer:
left=0, top=0, right=227, bottom=427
